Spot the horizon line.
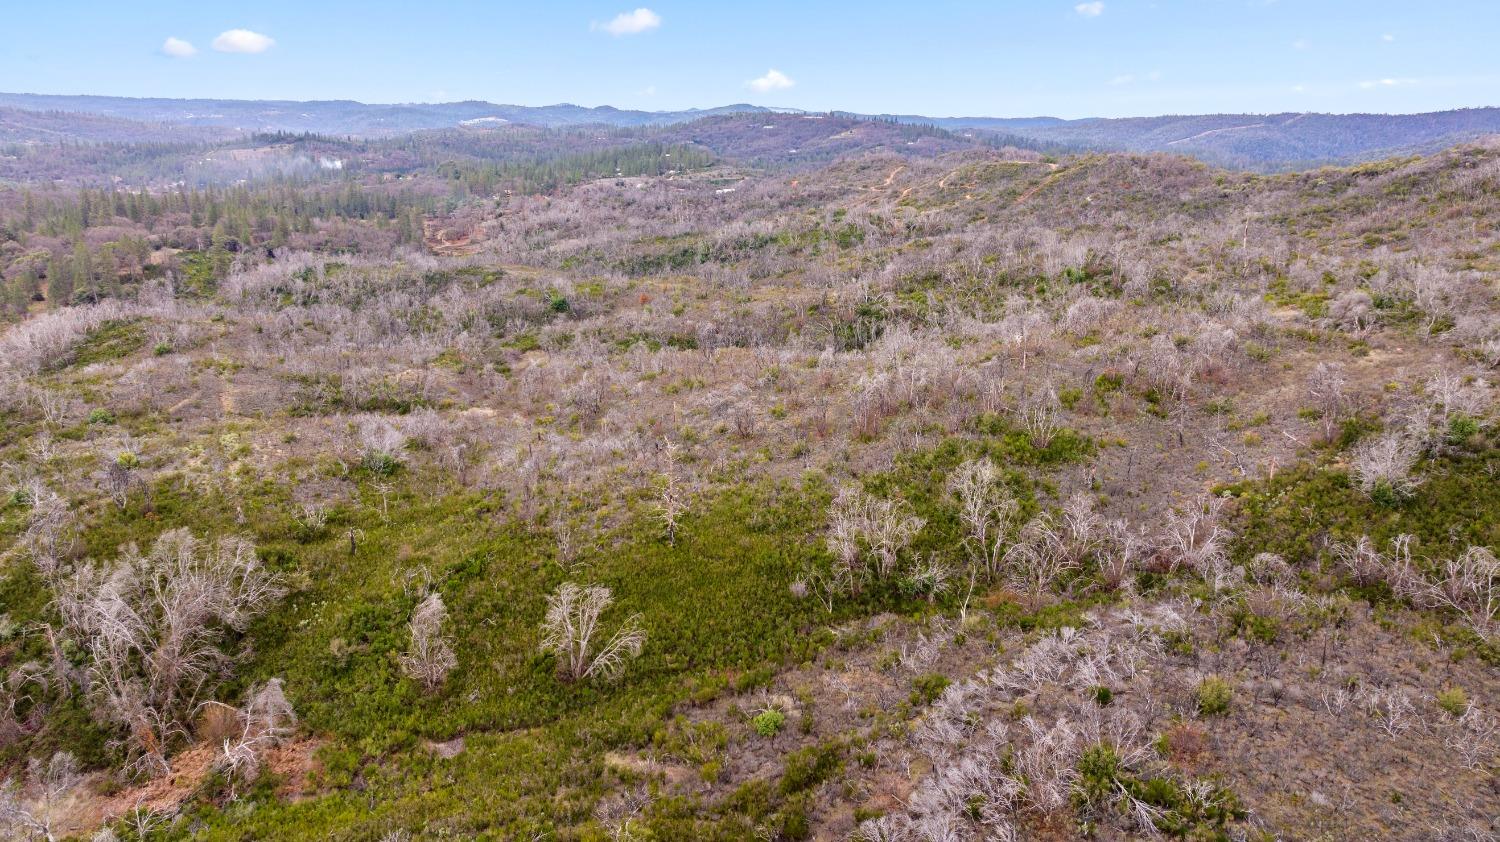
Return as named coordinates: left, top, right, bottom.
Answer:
left=2, top=90, right=1497, bottom=123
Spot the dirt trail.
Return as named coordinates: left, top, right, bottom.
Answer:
left=874, top=158, right=1060, bottom=204
left=1012, top=168, right=1065, bottom=207
left=1013, top=181, right=1049, bottom=206
left=1166, top=123, right=1266, bottom=146
left=937, top=160, right=1057, bottom=190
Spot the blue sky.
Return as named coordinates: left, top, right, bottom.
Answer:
left=3, top=1, right=1497, bottom=118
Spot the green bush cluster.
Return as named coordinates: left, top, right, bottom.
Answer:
left=1074, top=743, right=1245, bottom=835
left=752, top=709, right=786, bottom=737
left=1196, top=676, right=1234, bottom=716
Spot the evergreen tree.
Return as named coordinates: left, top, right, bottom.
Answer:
left=46, top=253, right=73, bottom=306
left=73, top=242, right=96, bottom=303
left=209, top=223, right=234, bottom=280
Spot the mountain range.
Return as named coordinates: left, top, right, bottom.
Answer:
left=1, top=91, right=1497, bottom=171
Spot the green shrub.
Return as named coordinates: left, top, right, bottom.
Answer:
left=1448, top=414, right=1481, bottom=444
left=1075, top=742, right=1123, bottom=807
left=733, top=665, right=777, bottom=693
left=752, top=709, right=785, bottom=737
left=1370, top=479, right=1403, bottom=507
left=1196, top=676, right=1233, bottom=716
left=779, top=741, right=842, bottom=795
left=909, top=673, right=950, bottom=706
left=1437, top=687, right=1469, bottom=716
left=361, top=451, right=401, bottom=477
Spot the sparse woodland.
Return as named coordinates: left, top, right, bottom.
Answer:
left=0, top=113, right=1496, bottom=840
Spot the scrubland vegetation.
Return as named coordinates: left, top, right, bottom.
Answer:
left=0, top=110, right=1496, bottom=840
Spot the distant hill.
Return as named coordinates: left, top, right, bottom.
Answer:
left=646, top=113, right=988, bottom=167
left=0, top=106, right=235, bottom=144
left=0, top=92, right=781, bottom=136
left=0, top=92, right=1496, bottom=170
left=960, top=108, right=1500, bottom=170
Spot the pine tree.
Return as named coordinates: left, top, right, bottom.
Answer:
left=209, top=223, right=234, bottom=280
left=73, top=242, right=96, bottom=303
left=272, top=213, right=292, bottom=248
left=46, top=253, right=73, bottom=307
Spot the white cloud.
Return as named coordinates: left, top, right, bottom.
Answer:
left=1358, top=77, right=1416, bottom=89
left=747, top=69, right=795, bottom=93
left=1382, top=33, right=1396, bottom=42
left=598, top=8, right=661, bottom=36
left=1292, top=39, right=1310, bottom=50
left=639, top=85, right=658, bottom=96
left=1108, top=74, right=1135, bottom=86
left=212, top=29, right=275, bottom=54
left=161, top=37, right=197, bottom=58
left=1075, top=2, right=1105, bottom=17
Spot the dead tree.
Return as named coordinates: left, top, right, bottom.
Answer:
left=399, top=592, right=458, bottom=692
left=539, top=583, right=645, bottom=682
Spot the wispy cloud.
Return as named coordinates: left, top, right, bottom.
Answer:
left=1381, top=33, right=1396, bottom=42
left=747, top=69, right=795, bottom=93
left=596, top=8, right=662, bottom=36
left=1075, top=2, right=1105, bottom=17
left=1358, top=77, right=1417, bottom=89
left=212, top=29, right=275, bottom=54
left=161, top=37, right=197, bottom=58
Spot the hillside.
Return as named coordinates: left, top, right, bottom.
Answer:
left=0, top=110, right=1496, bottom=841
left=0, top=108, right=236, bottom=145
left=980, top=107, right=1500, bottom=170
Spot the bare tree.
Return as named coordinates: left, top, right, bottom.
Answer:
left=1002, top=512, right=1074, bottom=596
left=1446, top=705, right=1499, bottom=770
left=653, top=440, right=688, bottom=546
left=823, top=485, right=927, bottom=597
left=53, top=529, right=283, bottom=776
left=11, top=482, right=75, bottom=583
left=824, top=487, right=867, bottom=588
left=214, top=678, right=297, bottom=795
left=1328, top=534, right=1391, bottom=588
left=864, top=494, right=926, bottom=580
left=539, top=583, right=645, bottom=682
left=399, top=592, right=458, bottom=692
left=1349, top=433, right=1423, bottom=499
left=1156, top=495, right=1229, bottom=579
left=947, top=457, right=1018, bottom=615
left=1306, top=362, right=1347, bottom=444
left=1022, top=390, right=1062, bottom=449
left=0, top=751, right=80, bottom=841
left=1331, top=535, right=1498, bottom=641
left=1098, top=518, right=1149, bottom=591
